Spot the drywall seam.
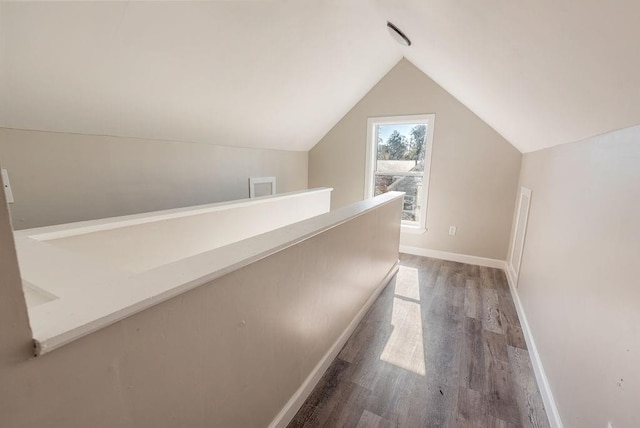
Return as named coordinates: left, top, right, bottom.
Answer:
left=399, top=245, right=505, bottom=268
left=504, top=264, right=564, bottom=428
left=268, top=260, right=400, bottom=428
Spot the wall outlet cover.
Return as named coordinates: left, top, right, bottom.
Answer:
left=448, top=226, right=456, bottom=236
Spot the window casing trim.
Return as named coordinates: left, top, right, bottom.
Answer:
left=364, top=114, right=435, bottom=231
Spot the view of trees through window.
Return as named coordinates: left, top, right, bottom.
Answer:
left=374, top=123, right=428, bottom=224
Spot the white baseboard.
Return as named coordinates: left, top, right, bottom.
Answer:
left=268, top=261, right=399, bottom=428
left=399, top=245, right=505, bottom=268
left=269, top=251, right=563, bottom=428
left=400, top=245, right=563, bottom=427
left=503, top=265, right=564, bottom=428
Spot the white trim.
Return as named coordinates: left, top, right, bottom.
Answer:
left=399, top=245, right=505, bottom=268
left=508, top=186, right=532, bottom=286
left=249, top=176, right=276, bottom=198
left=268, top=261, right=400, bottom=428
left=503, top=265, right=564, bottom=428
left=28, top=191, right=403, bottom=356
left=16, top=188, right=331, bottom=241
left=364, top=114, right=435, bottom=231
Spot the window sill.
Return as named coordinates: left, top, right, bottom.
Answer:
left=401, top=225, right=427, bottom=235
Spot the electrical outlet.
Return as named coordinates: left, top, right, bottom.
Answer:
left=1, top=169, right=14, bottom=204
left=449, top=226, right=456, bottom=236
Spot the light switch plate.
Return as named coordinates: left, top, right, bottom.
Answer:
left=2, top=169, right=14, bottom=203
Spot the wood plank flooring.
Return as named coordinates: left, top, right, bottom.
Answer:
left=288, top=254, right=549, bottom=428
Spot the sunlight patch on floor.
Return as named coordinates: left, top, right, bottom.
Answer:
left=393, top=265, right=420, bottom=300
left=379, top=266, right=426, bottom=375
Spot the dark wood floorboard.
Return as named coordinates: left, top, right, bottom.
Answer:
left=288, top=254, right=550, bottom=428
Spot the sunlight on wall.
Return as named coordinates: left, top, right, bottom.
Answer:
left=380, top=266, right=426, bottom=375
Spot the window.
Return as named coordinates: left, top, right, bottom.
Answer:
left=364, top=114, right=435, bottom=231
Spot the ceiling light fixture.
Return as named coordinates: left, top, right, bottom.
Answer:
left=387, top=21, right=411, bottom=47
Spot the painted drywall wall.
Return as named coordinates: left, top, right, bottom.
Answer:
left=0, top=128, right=308, bottom=229
left=0, top=171, right=32, bottom=366
left=309, top=58, right=521, bottom=260
left=513, top=125, right=640, bottom=428
left=0, top=191, right=401, bottom=427
left=37, top=190, right=330, bottom=275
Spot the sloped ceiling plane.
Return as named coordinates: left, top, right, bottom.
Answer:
left=1, top=1, right=639, bottom=153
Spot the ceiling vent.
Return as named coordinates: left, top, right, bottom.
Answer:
left=387, top=21, right=411, bottom=47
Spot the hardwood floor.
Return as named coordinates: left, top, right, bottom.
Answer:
left=288, top=254, right=549, bottom=428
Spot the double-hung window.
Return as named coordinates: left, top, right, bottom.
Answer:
left=364, top=114, right=435, bottom=231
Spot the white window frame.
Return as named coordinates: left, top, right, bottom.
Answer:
left=364, top=114, right=435, bottom=232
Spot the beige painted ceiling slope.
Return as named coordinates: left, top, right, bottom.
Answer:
left=2, top=1, right=640, bottom=153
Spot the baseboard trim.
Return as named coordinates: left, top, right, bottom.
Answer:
left=503, top=264, right=564, bottom=428
left=399, top=245, right=563, bottom=427
left=399, top=245, right=504, bottom=268
left=268, top=260, right=399, bottom=428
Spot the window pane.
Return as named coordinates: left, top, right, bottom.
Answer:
left=376, top=160, right=418, bottom=173
left=376, top=123, right=427, bottom=173
left=374, top=174, right=423, bottom=224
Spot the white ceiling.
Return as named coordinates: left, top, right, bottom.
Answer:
left=0, top=1, right=401, bottom=151
left=1, top=1, right=640, bottom=153
left=376, top=0, right=640, bottom=152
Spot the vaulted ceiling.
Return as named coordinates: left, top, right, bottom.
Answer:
left=380, top=0, right=640, bottom=153
left=1, top=1, right=639, bottom=153
left=0, top=1, right=402, bottom=152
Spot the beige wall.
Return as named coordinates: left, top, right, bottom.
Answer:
left=0, top=169, right=32, bottom=366
left=0, top=191, right=401, bottom=427
left=514, top=125, right=640, bottom=427
left=309, top=58, right=521, bottom=260
left=0, top=128, right=308, bottom=230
